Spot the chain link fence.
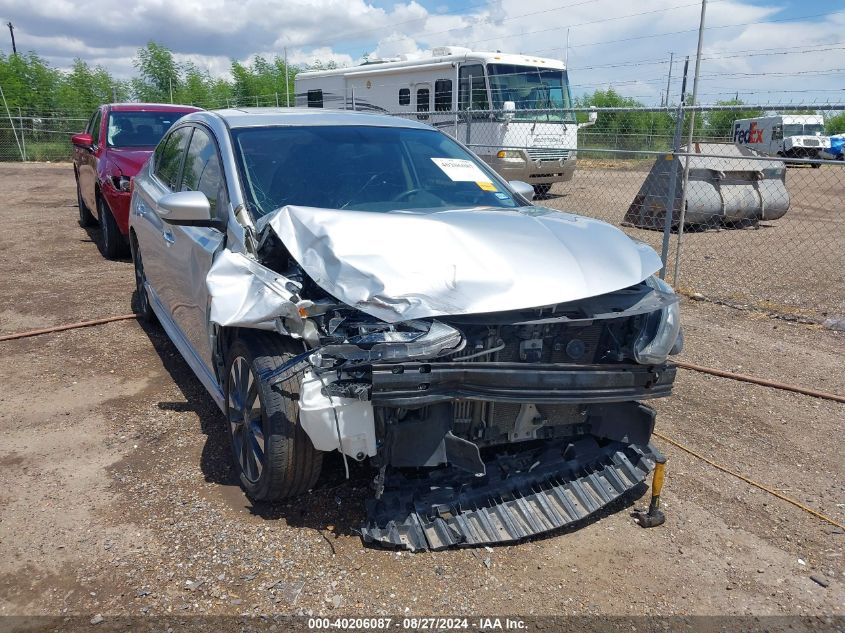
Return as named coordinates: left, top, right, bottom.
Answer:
left=390, top=104, right=845, bottom=323
left=0, top=102, right=842, bottom=324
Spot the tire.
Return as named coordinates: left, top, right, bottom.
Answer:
left=224, top=332, right=322, bottom=501
left=76, top=175, right=96, bottom=227
left=533, top=184, right=551, bottom=197
left=98, top=196, right=127, bottom=259
left=130, top=233, right=157, bottom=323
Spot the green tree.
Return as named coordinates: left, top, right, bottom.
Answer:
left=57, top=59, right=127, bottom=113
left=0, top=52, right=62, bottom=112
left=576, top=88, right=674, bottom=151
left=825, top=112, right=845, bottom=135
left=703, top=99, right=763, bottom=141
left=132, top=42, right=182, bottom=102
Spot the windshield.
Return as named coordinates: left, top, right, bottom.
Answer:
left=488, top=64, right=575, bottom=123
left=783, top=123, right=824, bottom=137
left=107, top=111, right=191, bottom=148
left=232, top=125, right=522, bottom=217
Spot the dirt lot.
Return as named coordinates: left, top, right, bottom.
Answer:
left=543, top=161, right=845, bottom=320
left=0, top=163, right=843, bottom=621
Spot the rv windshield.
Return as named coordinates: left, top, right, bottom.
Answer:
left=488, top=64, right=575, bottom=123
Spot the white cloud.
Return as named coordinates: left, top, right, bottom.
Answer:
left=2, top=0, right=842, bottom=104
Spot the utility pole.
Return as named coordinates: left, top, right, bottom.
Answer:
left=7, top=22, right=16, bottom=56
left=673, top=0, right=707, bottom=284
left=565, top=28, right=570, bottom=67
left=664, top=52, right=674, bottom=108
left=169, top=77, right=173, bottom=103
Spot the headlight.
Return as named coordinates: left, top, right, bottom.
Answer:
left=318, top=320, right=464, bottom=363
left=634, top=276, right=682, bottom=364
left=496, top=149, right=524, bottom=160
left=111, top=174, right=131, bottom=192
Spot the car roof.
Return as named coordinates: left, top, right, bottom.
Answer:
left=107, top=103, right=203, bottom=113
left=192, top=107, right=433, bottom=131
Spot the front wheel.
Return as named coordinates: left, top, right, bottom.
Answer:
left=76, top=176, right=96, bottom=227
left=130, top=233, right=156, bottom=323
left=225, top=332, right=322, bottom=501
left=98, top=197, right=127, bottom=260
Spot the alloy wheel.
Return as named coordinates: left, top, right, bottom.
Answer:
left=227, top=357, right=265, bottom=484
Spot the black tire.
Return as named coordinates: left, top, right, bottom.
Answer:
left=224, top=332, right=322, bottom=501
left=130, top=233, right=157, bottom=323
left=76, top=174, right=96, bottom=227
left=98, top=196, right=127, bottom=259
left=533, top=184, right=552, bottom=197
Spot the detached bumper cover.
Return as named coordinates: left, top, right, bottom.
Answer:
left=362, top=438, right=663, bottom=551
left=369, top=362, right=675, bottom=406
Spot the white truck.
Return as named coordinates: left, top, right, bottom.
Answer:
left=295, top=47, right=596, bottom=196
left=733, top=114, right=830, bottom=162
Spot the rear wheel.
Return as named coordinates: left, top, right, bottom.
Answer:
left=98, top=196, right=127, bottom=259
left=225, top=332, right=322, bottom=501
left=76, top=175, right=96, bottom=227
left=533, top=184, right=552, bottom=197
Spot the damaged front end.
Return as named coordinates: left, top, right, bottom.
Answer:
left=291, top=281, right=678, bottom=550
left=206, top=205, right=682, bottom=551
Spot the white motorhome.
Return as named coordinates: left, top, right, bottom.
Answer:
left=733, top=114, right=830, bottom=161
left=295, top=47, right=596, bottom=196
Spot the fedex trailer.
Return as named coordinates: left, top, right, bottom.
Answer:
left=295, top=47, right=597, bottom=196
left=733, top=115, right=830, bottom=162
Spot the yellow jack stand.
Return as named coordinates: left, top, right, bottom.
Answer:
left=634, top=455, right=666, bottom=528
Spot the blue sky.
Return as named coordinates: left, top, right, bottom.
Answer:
left=0, top=0, right=842, bottom=105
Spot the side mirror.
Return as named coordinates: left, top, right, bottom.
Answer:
left=578, top=107, right=598, bottom=129
left=158, top=191, right=214, bottom=226
left=503, top=100, right=516, bottom=121
left=509, top=180, right=535, bottom=201
left=71, top=132, right=93, bottom=148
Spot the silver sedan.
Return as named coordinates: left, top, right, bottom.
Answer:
left=129, top=108, right=682, bottom=550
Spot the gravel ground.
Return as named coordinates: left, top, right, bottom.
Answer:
left=0, top=163, right=843, bottom=620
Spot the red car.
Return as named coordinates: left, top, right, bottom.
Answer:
left=71, top=103, right=201, bottom=258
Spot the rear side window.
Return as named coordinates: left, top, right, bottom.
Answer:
left=180, top=127, right=225, bottom=219
left=399, top=88, right=410, bottom=105
left=307, top=90, right=323, bottom=108
left=154, top=126, right=192, bottom=191
left=435, top=79, right=452, bottom=111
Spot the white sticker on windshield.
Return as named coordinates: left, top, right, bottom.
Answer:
left=431, top=158, right=491, bottom=183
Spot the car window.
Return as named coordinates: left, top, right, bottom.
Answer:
left=107, top=111, right=192, bottom=148
left=232, top=125, right=521, bottom=217
left=89, top=110, right=102, bottom=145
left=154, top=126, right=192, bottom=192
left=180, top=127, right=225, bottom=219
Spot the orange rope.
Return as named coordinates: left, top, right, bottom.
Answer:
left=654, top=431, right=845, bottom=530
left=0, top=314, right=138, bottom=342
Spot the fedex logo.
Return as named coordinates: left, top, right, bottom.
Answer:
left=734, top=121, right=764, bottom=144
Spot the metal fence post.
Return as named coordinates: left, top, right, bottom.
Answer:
left=660, top=58, right=690, bottom=279
left=18, top=107, right=26, bottom=162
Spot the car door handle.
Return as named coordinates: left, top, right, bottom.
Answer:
left=162, top=230, right=175, bottom=246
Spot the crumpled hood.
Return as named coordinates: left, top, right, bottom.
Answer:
left=106, top=148, right=154, bottom=176
left=263, top=205, right=663, bottom=323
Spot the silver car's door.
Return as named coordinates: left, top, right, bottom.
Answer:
left=160, top=124, right=227, bottom=370
left=134, top=125, right=193, bottom=309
